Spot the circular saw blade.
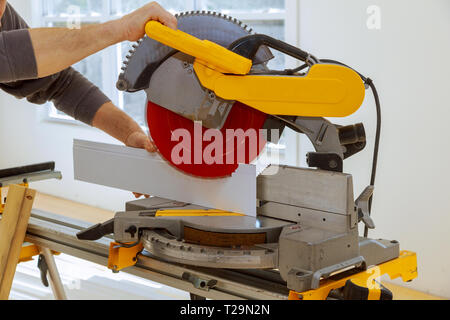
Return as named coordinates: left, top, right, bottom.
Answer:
left=147, top=101, right=267, bottom=178
left=120, top=11, right=273, bottom=178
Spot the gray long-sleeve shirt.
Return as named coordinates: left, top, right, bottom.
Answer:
left=0, top=4, right=110, bottom=125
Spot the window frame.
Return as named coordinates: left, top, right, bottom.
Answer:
left=32, top=0, right=119, bottom=123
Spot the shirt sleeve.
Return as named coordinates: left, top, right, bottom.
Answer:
left=0, top=28, right=111, bottom=124
left=0, top=3, right=111, bottom=125
left=44, top=68, right=111, bottom=125
left=0, top=29, right=38, bottom=82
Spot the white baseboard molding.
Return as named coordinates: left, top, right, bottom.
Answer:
left=73, top=140, right=256, bottom=216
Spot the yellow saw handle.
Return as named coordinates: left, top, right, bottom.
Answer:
left=145, top=21, right=252, bottom=75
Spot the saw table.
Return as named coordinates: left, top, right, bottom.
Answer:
left=28, top=205, right=416, bottom=300
left=26, top=208, right=292, bottom=300
left=75, top=164, right=418, bottom=299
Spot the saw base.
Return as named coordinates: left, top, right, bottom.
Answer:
left=78, top=166, right=412, bottom=293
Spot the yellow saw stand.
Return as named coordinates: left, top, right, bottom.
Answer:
left=0, top=163, right=66, bottom=300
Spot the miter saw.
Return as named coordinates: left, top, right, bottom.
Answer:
left=77, top=12, right=417, bottom=299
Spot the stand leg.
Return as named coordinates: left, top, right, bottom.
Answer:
left=40, top=248, right=67, bottom=300
left=0, top=186, right=35, bottom=300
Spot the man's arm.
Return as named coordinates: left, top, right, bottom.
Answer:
left=92, top=102, right=157, bottom=153
left=29, top=2, right=177, bottom=78
left=93, top=101, right=156, bottom=199
left=0, top=1, right=166, bottom=148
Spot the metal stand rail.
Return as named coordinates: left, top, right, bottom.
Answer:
left=25, top=209, right=417, bottom=300
left=26, top=209, right=290, bottom=300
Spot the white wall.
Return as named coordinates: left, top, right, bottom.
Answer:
left=0, top=0, right=135, bottom=212
left=298, top=0, right=450, bottom=297
left=1, top=0, right=450, bottom=297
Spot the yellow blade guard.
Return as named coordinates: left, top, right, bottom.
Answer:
left=145, top=21, right=366, bottom=118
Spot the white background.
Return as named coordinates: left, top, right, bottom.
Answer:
left=1, top=0, right=450, bottom=298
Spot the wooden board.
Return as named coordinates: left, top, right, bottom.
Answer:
left=0, top=186, right=26, bottom=281
left=73, top=140, right=257, bottom=216
left=34, top=193, right=114, bottom=224
left=0, top=185, right=36, bottom=300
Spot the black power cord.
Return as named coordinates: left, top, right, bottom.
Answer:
left=364, top=78, right=381, bottom=238
left=261, top=56, right=381, bottom=237
left=319, top=59, right=382, bottom=238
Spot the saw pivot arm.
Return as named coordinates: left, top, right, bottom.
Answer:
left=268, top=116, right=367, bottom=172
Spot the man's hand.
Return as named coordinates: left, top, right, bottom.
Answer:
left=92, top=102, right=156, bottom=200
left=93, top=102, right=158, bottom=154
left=126, top=133, right=155, bottom=199
left=30, top=1, right=177, bottom=78
left=120, top=2, right=178, bottom=41
left=125, top=131, right=157, bottom=153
